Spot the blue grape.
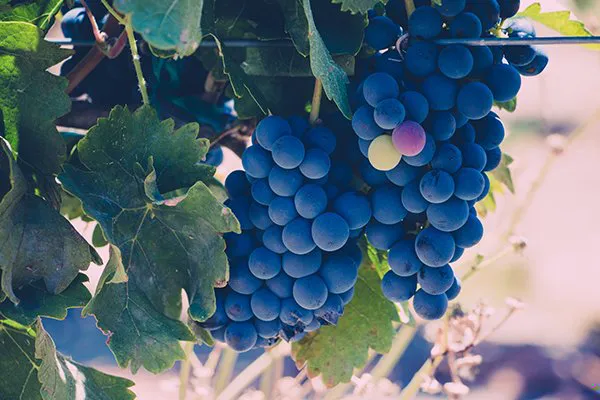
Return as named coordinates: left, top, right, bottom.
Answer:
left=339, top=287, right=355, bottom=305
left=470, top=46, right=494, bottom=76
left=352, top=106, right=382, bottom=141
left=450, top=12, right=483, bottom=38
left=450, top=246, right=465, bottom=262
left=280, top=298, right=314, bottom=327
left=299, top=148, right=331, bottom=179
left=333, top=192, right=372, bottom=230
left=485, top=64, right=521, bottom=102
left=401, top=180, right=429, bottom=213
left=225, top=170, right=249, bottom=199
left=249, top=247, right=282, bottom=279
left=255, top=319, right=282, bottom=338
left=505, top=44, right=536, bottom=67
left=282, top=218, right=317, bottom=255
left=225, top=292, right=253, bottom=321
left=457, top=82, right=494, bottom=120
left=272, top=135, right=305, bottom=169
left=371, top=185, right=407, bottom=224
left=404, top=42, right=439, bottom=78
left=374, top=98, right=406, bottom=130
left=438, top=45, right=474, bottom=79
left=251, top=288, right=281, bottom=321
left=386, top=160, right=422, bottom=186
left=420, top=170, right=455, bottom=204
left=200, top=291, right=228, bottom=330
left=339, top=241, right=363, bottom=267
left=262, top=225, right=287, bottom=254
left=293, top=275, right=328, bottom=310
left=413, top=289, right=448, bottom=320
left=211, top=326, right=226, bottom=342
left=434, top=0, right=466, bottom=17
left=382, top=271, right=417, bottom=302
left=287, top=116, right=310, bottom=138
left=431, top=143, right=462, bottom=173
left=268, top=166, right=303, bottom=197
left=428, top=111, right=456, bottom=142
left=255, top=116, right=292, bottom=150
left=415, top=227, right=456, bottom=267
left=242, top=145, right=272, bottom=179
left=306, top=126, right=337, bottom=154
left=225, top=322, right=258, bottom=352
left=403, top=133, right=436, bottom=166
left=365, top=16, right=401, bottom=50
left=408, top=6, right=442, bottom=39
left=304, top=318, right=322, bottom=332
left=314, top=295, right=344, bottom=325
left=311, top=212, right=350, bottom=251
left=359, top=158, right=388, bottom=186
left=251, top=179, right=275, bottom=206
left=453, top=214, right=484, bottom=248
left=268, top=196, right=298, bottom=226
left=358, top=138, right=371, bottom=158
left=476, top=173, right=491, bottom=201
left=515, top=48, right=548, bottom=76
left=460, top=142, right=487, bottom=171
left=366, top=221, right=404, bottom=250
left=294, top=184, right=327, bottom=219
left=445, top=278, right=462, bottom=301
left=266, top=271, right=294, bottom=298
left=454, top=168, right=485, bottom=200
left=474, top=112, right=505, bottom=150
left=452, top=123, right=475, bottom=144
left=282, top=249, right=322, bottom=278
left=400, top=91, right=430, bottom=123
left=363, top=73, right=400, bottom=107
left=427, top=197, right=470, bottom=232
left=375, top=51, right=404, bottom=80
left=225, top=232, right=254, bottom=258
left=418, top=265, right=455, bottom=295
left=320, top=255, right=359, bottom=294
left=422, top=74, right=458, bottom=111
left=61, top=8, right=93, bottom=40
left=389, top=240, right=423, bottom=276
left=467, top=0, right=500, bottom=30
left=226, top=197, right=253, bottom=230
left=505, top=19, right=536, bottom=66
left=205, top=146, right=224, bottom=167
left=484, top=147, right=502, bottom=171
left=249, top=203, right=272, bottom=230
left=229, top=259, right=262, bottom=295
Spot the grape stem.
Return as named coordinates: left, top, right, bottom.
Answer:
left=178, top=341, right=194, bottom=400
left=124, top=18, right=150, bottom=105
left=214, top=347, right=239, bottom=395
left=459, top=243, right=515, bottom=282
left=404, top=0, right=416, bottom=18
left=309, top=79, right=323, bottom=125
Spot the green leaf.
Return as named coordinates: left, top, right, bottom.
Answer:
left=517, top=3, right=600, bottom=50
left=115, top=0, right=204, bottom=56
left=0, top=138, right=101, bottom=304
left=0, top=0, right=63, bottom=31
left=490, top=153, right=515, bottom=194
left=292, top=257, right=399, bottom=387
left=0, top=320, right=41, bottom=400
left=332, top=0, right=381, bottom=15
left=0, top=274, right=91, bottom=326
left=0, top=22, right=71, bottom=175
left=242, top=48, right=355, bottom=77
left=60, top=105, right=239, bottom=372
left=494, top=98, right=517, bottom=112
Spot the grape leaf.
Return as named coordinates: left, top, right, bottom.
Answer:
left=0, top=319, right=136, bottom=400
left=114, top=0, right=204, bottom=56
left=490, top=153, right=515, bottom=193
left=0, top=0, right=63, bottom=30
left=0, top=138, right=101, bottom=304
left=332, top=0, right=381, bottom=15
left=0, top=22, right=71, bottom=175
left=0, top=274, right=90, bottom=326
left=292, top=258, right=400, bottom=386
left=494, top=98, right=517, bottom=113
left=60, top=105, right=239, bottom=372
left=517, top=3, right=600, bottom=50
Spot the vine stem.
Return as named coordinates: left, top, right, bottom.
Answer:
left=216, top=350, right=278, bottom=400
left=309, top=79, right=323, bottom=125
left=404, top=0, right=416, bottom=17
left=459, top=243, right=515, bottom=283
left=214, top=347, right=239, bottom=395
left=178, top=341, right=195, bottom=400
left=100, top=0, right=126, bottom=24
left=370, top=326, right=418, bottom=380
left=124, top=18, right=149, bottom=105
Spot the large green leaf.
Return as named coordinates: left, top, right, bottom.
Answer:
left=0, top=0, right=63, bottom=31
left=0, top=274, right=90, bottom=326
left=115, top=0, right=204, bottom=56
left=60, top=105, right=239, bottom=372
left=0, top=319, right=136, bottom=400
left=332, top=0, right=380, bottom=14
left=0, top=22, right=71, bottom=175
left=0, top=138, right=100, bottom=304
left=292, top=256, right=399, bottom=387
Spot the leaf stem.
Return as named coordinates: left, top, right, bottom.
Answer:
left=178, top=341, right=195, bottom=400
left=124, top=18, right=149, bottom=105
left=214, top=347, right=238, bottom=395
left=459, top=244, right=515, bottom=283
left=309, top=79, right=323, bottom=125
left=404, top=0, right=416, bottom=18
left=370, top=326, right=417, bottom=380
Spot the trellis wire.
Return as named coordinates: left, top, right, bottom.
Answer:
left=47, top=36, right=600, bottom=48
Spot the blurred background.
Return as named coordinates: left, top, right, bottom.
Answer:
left=45, top=0, right=600, bottom=398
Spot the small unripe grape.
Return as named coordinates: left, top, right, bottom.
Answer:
left=368, top=135, right=402, bottom=171
left=392, top=121, right=426, bottom=156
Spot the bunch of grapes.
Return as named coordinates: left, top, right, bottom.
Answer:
left=349, top=0, right=548, bottom=320
left=198, top=116, right=372, bottom=351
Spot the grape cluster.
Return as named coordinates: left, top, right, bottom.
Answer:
left=349, top=0, right=547, bottom=320
left=199, top=116, right=371, bottom=351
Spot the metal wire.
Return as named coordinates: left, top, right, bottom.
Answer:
left=47, top=35, right=600, bottom=48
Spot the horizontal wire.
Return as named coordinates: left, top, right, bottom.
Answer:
left=46, top=35, right=600, bottom=48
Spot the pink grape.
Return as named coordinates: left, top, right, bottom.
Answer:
left=392, top=121, right=426, bottom=156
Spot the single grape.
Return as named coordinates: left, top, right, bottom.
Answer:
left=428, top=111, right=457, bottom=142
left=268, top=196, right=298, bottom=226
left=408, top=6, right=443, bottom=39
left=255, top=116, right=292, bottom=150
left=403, top=133, right=436, bottom=166
left=226, top=197, right=253, bottom=230
left=359, top=158, right=388, bottom=187
left=476, top=173, right=491, bottom=201
left=386, top=160, right=422, bottom=186
left=320, top=255, right=359, bottom=294
left=427, top=197, right=470, bottom=232
left=225, top=231, right=254, bottom=258
left=294, top=184, right=327, bottom=219
left=262, top=225, right=287, bottom=254
left=250, top=288, right=281, bottom=322
left=420, top=170, right=455, bottom=204
left=450, top=12, right=483, bottom=38
left=365, top=16, right=401, bottom=50
left=371, top=185, right=407, bottom=224
left=400, top=91, right=430, bottom=123
left=402, top=179, right=430, bottom=213
left=251, top=179, right=275, bottom=206
left=268, top=166, right=303, bottom=197
left=293, top=275, right=329, bottom=310
left=485, top=64, right=521, bottom=102
left=460, top=142, right=488, bottom=171
left=242, top=145, right=273, bottom=179
left=287, top=116, right=310, bottom=138
left=382, top=271, right=417, bottom=302
left=366, top=221, right=404, bottom=250
left=515, top=48, right=549, bottom=76
left=434, top=0, right=466, bottom=17
left=225, top=292, right=253, bottom=322
left=205, top=146, right=224, bottom=167
left=392, top=121, right=426, bottom=156
left=358, top=138, right=371, bottom=158
left=422, top=74, right=458, bottom=111
left=404, top=41, right=439, bottom=78
left=374, top=98, right=406, bottom=130
left=352, top=105, right=382, bottom=140
left=333, top=192, right=372, bottom=230
left=452, top=123, right=476, bottom=144
left=280, top=298, right=314, bottom=326
left=249, top=247, right=282, bottom=279
left=272, top=135, right=305, bottom=169
left=311, top=212, right=350, bottom=251
left=431, top=143, right=462, bottom=173
left=305, top=126, right=337, bottom=155
left=415, top=227, right=456, bottom=267
left=299, top=148, right=331, bottom=180
left=438, top=45, right=474, bottom=79
left=282, top=249, right=322, bottom=278
left=389, top=240, right=423, bottom=276
left=418, top=265, right=455, bottom=295
left=266, top=271, right=294, bottom=298
left=484, top=147, right=502, bottom=171
left=340, top=287, right=355, bottom=305
left=304, top=318, right=322, bottom=332
left=225, top=322, right=258, bottom=352
left=453, top=214, right=484, bottom=248
left=229, top=259, right=263, bottom=295
left=413, top=289, right=448, bottom=320
left=249, top=203, right=273, bottom=230
left=61, top=8, right=93, bottom=40
left=368, top=135, right=402, bottom=171
left=225, top=170, right=249, bottom=199
left=454, top=168, right=485, bottom=201
left=314, top=295, right=344, bottom=325
left=457, top=82, right=494, bottom=120
left=199, top=290, right=228, bottom=330
left=363, top=73, right=400, bottom=107
left=467, top=0, right=500, bottom=30
left=451, top=246, right=465, bottom=262
left=453, top=109, right=469, bottom=129
left=282, top=218, right=316, bottom=255
left=211, top=326, right=226, bottom=342
left=473, top=112, right=505, bottom=150
left=470, top=46, right=494, bottom=76
left=445, top=277, right=462, bottom=301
